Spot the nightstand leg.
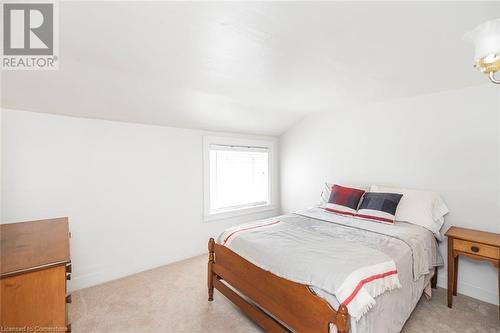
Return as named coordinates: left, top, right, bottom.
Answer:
left=453, top=255, right=458, bottom=296
left=497, top=260, right=499, bottom=323
left=447, top=238, right=454, bottom=308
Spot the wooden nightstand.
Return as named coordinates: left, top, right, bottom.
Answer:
left=445, top=226, right=500, bottom=319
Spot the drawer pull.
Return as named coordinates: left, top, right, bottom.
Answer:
left=66, top=273, right=71, bottom=280
left=66, top=294, right=72, bottom=304
left=66, top=264, right=72, bottom=273
left=470, top=246, right=480, bottom=253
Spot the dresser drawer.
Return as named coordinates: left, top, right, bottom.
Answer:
left=454, top=239, right=500, bottom=259
left=1, top=266, right=67, bottom=329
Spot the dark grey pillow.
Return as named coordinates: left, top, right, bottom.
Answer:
left=356, top=192, right=403, bottom=223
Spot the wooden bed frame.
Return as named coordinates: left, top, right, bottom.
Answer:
left=207, top=238, right=349, bottom=333
left=208, top=237, right=439, bottom=333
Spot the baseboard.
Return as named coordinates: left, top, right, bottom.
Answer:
left=437, top=276, right=498, bottom=306
left=69, top=251, right=205, bottom=291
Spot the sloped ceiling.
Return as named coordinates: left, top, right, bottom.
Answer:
left=2, top=1, right=499, bottom=135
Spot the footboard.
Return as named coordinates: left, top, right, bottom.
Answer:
left=207, top=238, right=349, bottom=333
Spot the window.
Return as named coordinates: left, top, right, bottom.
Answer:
left=204, top=136, right=274, bottom=221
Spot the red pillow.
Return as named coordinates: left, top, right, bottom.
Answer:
left=325, top=184, right=366, bottom=216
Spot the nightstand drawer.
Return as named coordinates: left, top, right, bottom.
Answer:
left=454, top=239, right=500, bottom=259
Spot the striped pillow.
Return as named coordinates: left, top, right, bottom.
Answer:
left=356, top=192, right=403, bottom=224
left=325, top=184, right=366, bottom=216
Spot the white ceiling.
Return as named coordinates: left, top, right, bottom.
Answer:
left=2, top=1, right=499, bottom=135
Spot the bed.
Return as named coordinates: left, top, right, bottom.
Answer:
left=207, top=207, right=443, bottom=333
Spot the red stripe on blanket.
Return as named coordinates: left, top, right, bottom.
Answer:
left=324, top=208, right=356, bottom=216
left=354, top=213, right=394, bottom=223
left=341, top=270, right=398, bottom=306
left=223, top=221, right=281, bottom=245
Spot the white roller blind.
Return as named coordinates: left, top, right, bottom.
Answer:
left=209, top=144, right=270, bottom=212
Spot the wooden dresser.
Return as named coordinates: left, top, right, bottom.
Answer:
left=1, top=218, right=72, bottom=332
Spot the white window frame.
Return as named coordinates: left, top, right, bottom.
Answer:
left=203, top=135, right=276, bottom=222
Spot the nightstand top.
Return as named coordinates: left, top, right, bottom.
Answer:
left=445, top=226, right=500, bottom=248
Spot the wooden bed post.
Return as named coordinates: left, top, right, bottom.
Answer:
left=208, top=238, right=215, bottom=301
left=431, top=266, right=438, bottom=289
left=336, top=305, right=349, bottom=333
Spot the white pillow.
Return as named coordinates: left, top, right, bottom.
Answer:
left=369, top=185, right=449, bottom=239
left=319, top=182, right=332, bottom=207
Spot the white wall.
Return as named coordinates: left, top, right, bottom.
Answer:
left=280, top=84, right=500, bottom=305
left=2, top=109, right=280, bottom=291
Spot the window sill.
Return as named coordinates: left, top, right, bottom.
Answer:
left=204, top=204, right=276, bottom=222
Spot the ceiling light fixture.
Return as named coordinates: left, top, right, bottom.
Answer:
left=465, top=18, right=500, bottom=84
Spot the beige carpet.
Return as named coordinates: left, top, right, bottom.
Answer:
left=70, top=255, right=499, bottom=333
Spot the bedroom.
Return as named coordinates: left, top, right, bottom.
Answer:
left=1, top=1, right=499, bottom=333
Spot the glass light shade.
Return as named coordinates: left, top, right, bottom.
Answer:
left=464, top=18, right=500, bottom=84
left=464, top=18, right=500, bottom=82
left=465, top=19, right=500, bottom=61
